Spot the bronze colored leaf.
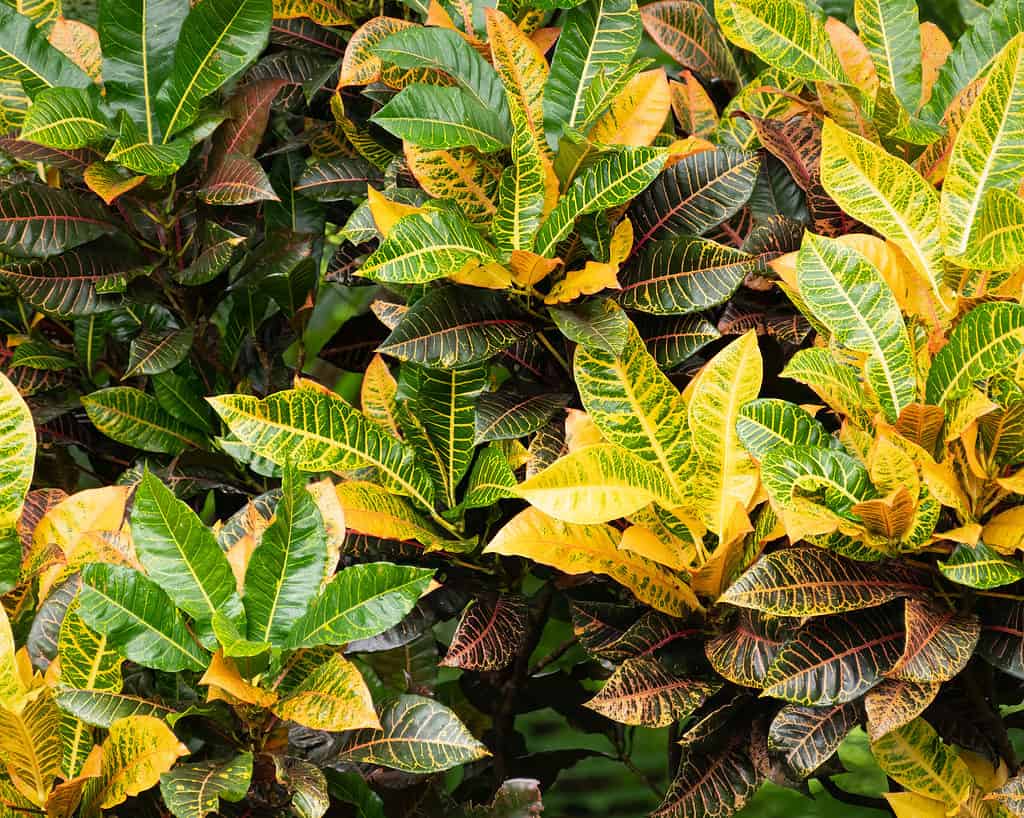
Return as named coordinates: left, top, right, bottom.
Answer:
left=584, top=657, right=720, bottom=727
left=653, top=734, right=761, bottom=818
left=888, top=598, right=980, bottom=683
left=768, top=702, right=859, bottom=778
left=864, top=678, right=939, bottom=741
left=440, top=595, right=528, bottom=672
left=705, top=609, right=794, bottom=687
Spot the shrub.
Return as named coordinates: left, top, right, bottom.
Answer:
left=1, top=0, right=1024, bottom=816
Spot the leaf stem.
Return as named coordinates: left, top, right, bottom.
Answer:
left=536, top=331, right=571, bottom=375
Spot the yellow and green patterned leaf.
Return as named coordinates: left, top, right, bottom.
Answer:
left=159, top=752, right=252, bottom=818
left=584, top=657, right=719, bottom=727
left=272, top=653, right=379, bottom=731
left=83, top=387, right=209, bottom=455
left=20, top=87, right=107, bottom=149
left=854, top=0, right=921, bottom=111
left=371, top=84, right=510, bottom=152
left=768, top=702, right=860, bottom=779
left=938, top=540, right=1024, bottom=588
left=0, top=371, right=34, bottom=592
left=781, top=348, right=876, bottom=428
left=405, top=146, right=501, bottom=226
left=0, top=688, right=62, bottom=807
left=870, top=718, right=972, bottom=808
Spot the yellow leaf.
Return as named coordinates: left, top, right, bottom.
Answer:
left=83, top=163, right=146, bottom=205
left=335, top=481, right=455, bottom=549
left=619, top=525, right=688, bottom=571
left=80, top=716, right=188, bottom=812
left=485, top=507, right=700, bottom=615
left=200, top=652, right=277, bottom=708
left=306, top=478, right=346, bottom=585
left=48, top=18, right=102, bottom=83
left=984, top=507, right=1024, bottom=553
left=919, top=22, right=951, bottom=110
left=0, top=688, right=62, bottom=807
left=367, top=186, right=425, bottom=239
left=884, top=792, right=949, bottom=818
left=959, top=749, right=1007, bottom=793
left=425, top=0, right=458, bottom=29
left=45, top=744, right=102, bottom=818
left=544, top=219, right=632, bottom=304
left=825, top=17, right=878, bottom=98
left=510, top=250, right=560, bottom=287
left=405, top=145, right=500, bottom=225
left=690, top=523, right=751, bottom=598
left=272, top=653, right=379, bottom=732
left=273, top=0, right=352, bottom=26
left=669, top=72, right=718, bottom=138
left=0, top=603, right=24, bottom=709
left=565, top=409, right=603, bottom=451
left=590, top=69, right=672, bottom=147
left=360, top=353, right=401, bottom=436
left=485, top=7, right=548, bottom=151
left=450, top=259, right=514, bottom=289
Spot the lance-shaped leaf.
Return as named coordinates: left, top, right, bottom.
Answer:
left=796, top=233, right=916, bottom=422
left=105, top=111, right=191, bottom=175
left=979, top=597, right=1024, bottom=678
left=84, top=387, right=209, bottom=454
left=440, top=595, right=527, bottom=672
left=619, top=236, right=762, bottom=315
left=938, top=540, right=1024, bottom=589
left=243, top=467, right=326, bottom=646
left=585, top=657, right=719, bottom=727
left=272, top=653, right=379, bottom=731
left=208, top=382, right=436, bottom=509
left=198, top=156, right=279, bottom=205
left=475, top=390, right=568, bottom=445
left=100, top=0, right=188, bottom=142
left=855, top=0, right=921, bottom=112
left=377, top=26, right=508, bottom=120
left=721, top=547, right=921, bottom=616
left=485, top=507, right=699, bottom=616
left=283, top=561, right=434, bottom=649
left=80, top=715, right=189, bottom=813
left=940, top=33, right=1024, bottom=269
left=551, top=298, right=631, bottom=355
left=761, top=605, right=905, bottom=705
left=768, top=702, right=859, bottom=778
left=56, top=689, right=175, bottom=728
left=628, top=149, right=760, bottom=256
left=639, top=315, right=720, bottom=369
left=820, top=119, right=951, bottom=316
left=543, top=0, right=641, bottom=136
left=864, top=678, right=939, bottom=741
left=0, top=6, right=91, bottom=96
left=372, top=84, right=510, bottom=152
left=736, top=399, right=837, bottom=460
left=130, top=472, right=243, bottom=645
left=888, top=597, right=979, bottom=683
left=705, top=610, right=794, bottom=687
left=125, top=327, right=194, bottom=376
left=871, top=718, right=972, bottom=809
left=294, top=157, right=383, bottom=202
left=574, top=323, right=690, bottom=500
left=79, top=563, right=208, bottom=672
left=462, top=444, right=518, bottom=509
left=723, top=0, right=847, bottom=84
left=640, top=0, right=741, bottom=86
left=334, top=481, right=457, bottom=550
left=159, top=752, right=253, bottom=818
left=0, top=185, right=114, bottom=259
left=0, top=372, right=34, bottom=593
left=652, top=735, right=760, bottom=818
left=925, top=302, right=1024, bottom=405
left=781, top=348, right=875, bottom=429
left=20, top=87, right=108, bottom=149
left=339, top=694, right=488, bottom=773
left=155, top=0, right=272, bottom=138
left=377, top=287, right=532, bottom=368
left=360, top=210, right=497, bottom=284
left=0, top=688, right=62, bottom=807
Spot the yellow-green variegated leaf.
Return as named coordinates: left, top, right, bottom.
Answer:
left=485, top=8, right=546, bottom=150
left=940, top=33, right=1024, bottom=270
left=0, top=688, right=62, bottom=806
left=515, top=443, right=679, bottom=524
left=335, top=481, right=464, bottom=550
left=208, top=380, right=436, bottom=511
left=0, top=371, right=34, bottom=592
left=688, top=330, right=762, bottom=541
left=405, top=146, right=501, bottom=226
left=820, top=119, right=953, bottom=317
left=723, top=0, right=848, bottom=84
left=371, top=84, right=510, bottom=152
left=574, top=322, right=691, bottom=504
left=485, top=507, right=699, bottom=614
left=854, top=0, right=922, bottom=113
left=159, top=752, right=253, bottom=818
left=272, top=653, right=379, bottom=732
left=20, top=87, right=107, bottom=149
left=534, top=147, right=667, bottom=257
left=870, top=718, right=972, bottom=809
left=781, top=348, right=876, bottom=429
left=796, top=233, right=916, bottom=422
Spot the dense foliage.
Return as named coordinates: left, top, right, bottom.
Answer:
left=1, top=0, right=1024, bottom=815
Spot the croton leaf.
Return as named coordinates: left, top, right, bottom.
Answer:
left=638, top=314, right=720, bottom=369
left=761, top=605, right=905, bottom=705
left=705, top=609, right=794, bottom=687
left=640, top=0, right=741, bottom=86
left=198, top=155, right=280, bottom=205
left=56, top=689, right=176, bottom=728
left=105, top=111, right=191, bottom=175
left=0, top=687, right=62, bottom=806
left=338, top=694, right=490, bottom=773
left=653, top=735, right=761, bottom=818
left=159, top=752, right=253, bottom=818
left=736, top=398, right=837, bottom=460
left=294, top=157, right=382, bottom=202
left=83, top=387, right=209, bottom=454
left=888, top=597, right=980, bottom=682
left=125, top=327, right=194, bottom=376
left=272, top=653, right=379, bottom=731
left=372, top=84, right=511, bottom=152
left=474, top=389, right=569, bottom=445
left=768, top=702, right=859, bottom=778
left=864, top=678, right=940, bottom=741
left=20, top=87, right=109, bottom=150
left=550, top=298, right=631, bottom=355
left=0, top=372, right=34, bottom=593
left=938, top=539, right=1024, bottom=589
left=0, top=185, right=115, bottom=259
left=585, top=657, right=720, bottom=727
left=854, top=0, right=921, bottom=112
left=440, top=594, right=528, bottom=672
left=0, top=5, right=91, bottom=97
left=870, top=718, right=972, bottom=809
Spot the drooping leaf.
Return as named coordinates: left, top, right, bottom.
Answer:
left=159, top=752, right=253, bottom=818
left=0, top=688, right=62, bottom=807
left=653, top=735, right=760, bottom=818
left=0, top=372, right=34, bottom=593
left=0, top=185, right=114, bottom=259
left=768, top=702, right=859, bottom=778
left=339, top=694, right=489, bottom=773
left=372, top=84, right=510, bottom=152
left=440, top=595, right=528, bottom=672
left=585, top=657, right=719, bottom=727
left=938, top=539, right=1024, bottom=589
left=888, top=597, right=979, bottom=682
left=870, top=718, right=972, bottom=809
left=198, top=155, right=279, bottom=205
left=705, top=609, right=794, bottom=687
left=640, top=0, right=740, bottom=86
left=294, top=157, right=383, bottom=202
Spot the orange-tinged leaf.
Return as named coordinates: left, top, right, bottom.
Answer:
left=865, top=678, right=940, bottom=741
left=919, top=22, right=951, bottom=110
left=449, top=259, right=514, bottom=289
left=509, top=250, right=559, bottom=287
left=45, top=744, right=102, bottom=818
left=590, top=69, right=672, bottom=147
left=361, top=353, right=401, bottom=436
left=272, top=653, right=379, bottom=732
left=338, top=17, right=416, bottom=88
left=545, top=219, right=632, bottom=303
left=985, top=507, right=1024, bottom=554
left=669, top=72, right=718, bottom=138
left=485, top=7, right=547, bottom=151
left=83, top=163, right=146, bottom=205
left=585, top=657, right=719, bottom=726
left=619, top=524, right=688, bottom=570
left=48, top=18, right=102, bottom=83
left=825, top=17, right=878, bottom=98
left=200, top=652, right=277, bottom=707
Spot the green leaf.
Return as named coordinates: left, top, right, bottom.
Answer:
left=125, top=327, right=193, bottom=376
left=79, top=563, right=209, bottom=672
left=324, top=771, right=384, bottom=818
left=940, top=32, right=1024, bottom=269
left=377, top=287, right=533, bottom=368
left=208, top=382, right=437, bottom=509
left=781, top=348, right=875, bottom=429
left=760, top=445, right=876, bottom=526
left=0, top=184, right=115, bottom=259
left=461, top=444, right=518, bottom=510
left=628, top=149, right=759, bottom=256
left=768, top=702, right=859, bottom=778
left=338, top=694, right=490, bottom=773
left=1, top=247, right=137, bottom=317
left=154, top=0, right=272, bottom=139
left=283, top=562, right=434, bottom=649
left=100, top=0, right=188, bottom=144
left=20, top=87, right=108, bottom=149
left=534, top=146, right=667, bottom=257
left=854, top=0, right=921, bottom=112
left=0, top=5, right=91, bottom=97
left=372, top=84, right=510, bottom=152
left=925, top=302, right=1024, bottom=405
left=938, top=540, right=1024, bottom=589
left=294, top=157, right=383, bottom=202
left=131, top=471, right=244, bottom=646
left=272, top=653, right=378, bottom=731
left=475, top=389, right=568, bottom=444
left=55, top=689, right=176, bottom=727
left=543, top=0, right=641, bottom=136
left=160, top=753, right=253, bottom=818
left=0, top=372, right=34, bottom=593
left=376, top=26, right=509, bottom=122
left=106, top=111, right=191, bottom=175
left=83, top=387, right=210, bottom=454
left=638, top=315, right=720, bottom=369
left=360, top=210, right=498, bottom=284
left=737, top=399, right=838, bottom=460
left=795, top=232, right=917, bottom=422
left=870, top=718, right=972, bottom=808
left=762, top=606, right=905, bottom=705
left=584, top=657, right=719, bottom=727
left=174, top=223, right=244, bottom=286
left=639, top=0, right=741, bottom=86
left=550, top=298, right=631, bottom=355
left=152, top=371, right=215, bottom=433
left=243, top=465, right=326, bottom=646
left=720, top=546, right=923, bottom=615
left=10, top=339, right=75, bottom=371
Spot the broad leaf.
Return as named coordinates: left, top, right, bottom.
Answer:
left=0, top=372, right=34, bottom=593
left=0, top=688, right=62, bottom=806
left=294, top=157, right=384, bottom=202
left=55, top=689, right=176, bottom=728
left=889, top=597, right=979, bottom=682
left=0, top=185, right=114, bottom=259
left=640, top=0, right=741, bottom=86
left=864, top=678, right=939, bottom=741
left=870, top=718, right=972, bottom=809
left=125, top=327, right=193, bottom=376
left=83, top=387, right=209, bottom=454
left=105, top=111, right=191, bottom=175
left=585, top=657, right=719, bottom=726
left=21, top=87, right=108, bottom=149
left=938, top=540, right=1024, bottom=588
left=372, top=84, right=510, bottom=152
left=198, top=156, right=279, bottom=205
left=736, top=399, right=837, bottom=459
left=705, top=610, right=793, bottom=687
left=639, top=315, right=720, bottom=369
left=653, top=736, right=760, bottom=818
left=159, top=753, right=253, bottom=818
left=0, top=5, right=91, bottom=97
left=768, top=702, right=859, bottom=778
left=854, top=0, right=921, bottom=112
left=0, top=248, right=133, bottom=317
left=440, top=595, right=528, bottom=672
left=475, top=389, right=568, bottom=444
left=272, top=653, right=379, bottom=731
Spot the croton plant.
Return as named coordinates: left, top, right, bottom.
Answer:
left=0, top=0, right=1023, bottom=814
